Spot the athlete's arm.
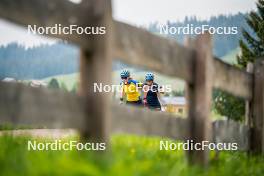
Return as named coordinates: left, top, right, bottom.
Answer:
left=120, top=83, right=125, bottom=101
left=143, top=84, right=148, bottom=105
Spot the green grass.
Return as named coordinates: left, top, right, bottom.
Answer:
left=43, top=73, right=79, bottom=91
left=0, top=134, right=263, bottom=176
left=0, top=123, right=45, bottom=130
left=221, top=48, right=240, bottom=65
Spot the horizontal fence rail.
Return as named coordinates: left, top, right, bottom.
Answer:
left=0, top=82, right=249, bottom=150
left=212, top=120, right=249, bottom=151
left=212, top=59, right=253, bottom=100
left=0, top=82, right=85, bottom=130
left=0, top=0, right=107, bottom=50
left=114, top=21, right=195, bottom=83
left=111, top=103, right=188, bottom=140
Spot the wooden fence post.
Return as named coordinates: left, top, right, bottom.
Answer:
left=186, top=33, right=213, bottom=166
left=245, top=63, right=253, bottom=126
left=79, top=0, right=113, bottom=144
left=250, top=59, right=264, bottom=153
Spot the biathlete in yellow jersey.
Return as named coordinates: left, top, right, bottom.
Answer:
left=119, top=70, right=142, bottom=105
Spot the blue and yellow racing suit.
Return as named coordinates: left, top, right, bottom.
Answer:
left=121, top=79, right=142, bottom=104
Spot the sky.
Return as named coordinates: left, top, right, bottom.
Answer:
left=113, top=0, right=257, bottom=25
left=0, top=0, right=258, bottom=47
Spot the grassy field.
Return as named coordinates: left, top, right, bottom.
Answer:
left=0, top=134, right=263, bottom=176
left=43, top=73, right=79, bottom=91
left=221, top=48, right=240, bottom=65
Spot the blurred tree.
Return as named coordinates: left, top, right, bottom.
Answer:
left=48, top=78, right=60, bottom=89
left=213, top=91, right=245, bottom=121
left=60, top=82, right=68, bottom=91
left=214, top=0, right=264, bottom=121
left=237, top=0, right=264, bottom=67
left=71, top=83, right=78, bottom=93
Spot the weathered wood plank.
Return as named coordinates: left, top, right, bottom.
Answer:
left=0, top=0, right=105, bottom=50
left=245, top=63, right=254, bottom=126
left=212, top=120, right=249, bottom=151
left=0, top=82, right=188, bottom=140
left=0, top=129, right=78, bottom=139
left=111, top=103, right=188, bottom=140
left=0, top=82, right=86, bottom=129
left=0, top=82, right=249, bottom=150
left=187, top=33, right=213, bottom=166
left=78, top=0, right=113, bottom=143
left=114, top=21, right=195, bottom=83
left=250, top=59, right=264, bottom=153
left=213, top=58, right=253, bottom=100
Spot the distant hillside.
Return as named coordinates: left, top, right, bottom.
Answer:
left=0, top=13, right=249, bottom=80
left=148, top=13, right=251, bottom=57
left=0, top=43, right=134, bottom=80
left=0, top=43, right=79, bottom=80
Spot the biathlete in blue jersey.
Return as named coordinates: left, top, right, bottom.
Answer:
left=142, top=73, right=163, bottom=111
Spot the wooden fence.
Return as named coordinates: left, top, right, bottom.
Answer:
left=0, top=0, right=263, bottom=166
